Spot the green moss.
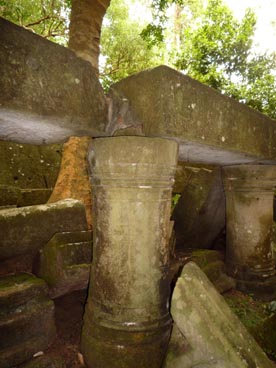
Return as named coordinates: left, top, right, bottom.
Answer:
left=0, top=273, right=44, bottom=290
left=224, top=290, right=276, bottom=360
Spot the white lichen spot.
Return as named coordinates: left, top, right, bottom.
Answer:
left=176, top=83, right=181, bottom=87
left=247, top=229, right=252, bottom=234
left=33, top=351, right=44, bottom=358
left=221, top=136, right=225, bottom=142
left=75, top=78, right=80, bottom=84
left=201, top=135, right=205, bottom=140
left=9, top=147, right=13, bottom=150
left=21, top=173, right=25, bottom=176
left=19, top=145, right=23, bottom=148
left=191, top=103, right=196, bottom=109
left=40, top=159, right=44, bottom=163
left=116, top=345, right=125, bottom=350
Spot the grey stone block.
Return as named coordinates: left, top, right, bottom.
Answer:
left=164, top=262, right=274, bottom=368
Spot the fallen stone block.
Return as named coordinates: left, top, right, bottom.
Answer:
left=36, top=230, right=92, bottom=298
left=0, top=273, right=56, bottom=368
left=164, top=262, right=274, bottom=368
left=0, top=199, right=88, bottom=261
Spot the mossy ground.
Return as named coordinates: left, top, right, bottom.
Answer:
left=224, top=289, right=276, bottom=361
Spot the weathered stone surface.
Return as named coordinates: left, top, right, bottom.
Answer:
left=174, top=249, right=235, bottom=294
left=36, top=230, right=92, bottom=298
left=0, top=18, right=108, bottom=144
left=0, top=140, right=62, bottom=206
left=48, top=136, right=93, bottom=229
left=0, top=199, right=88, bottom=261
left=172, top=162, right=216, bottom=194
left=82, top=136, right=178, bottom=368
left=0, top=185, right=22, bottom=207
left=109, top=65, right=276, bottom=165
left=164, top=262, right=274, bottom=368
left=172, top=167, right=225, bottom=249
left=0, top=273, right=56, bottom=368
left=223, top=165, right=276, bottom=300
left=19, top=189, right=54, bottom=207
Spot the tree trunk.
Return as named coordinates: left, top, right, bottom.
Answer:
left=48, top=136, right=93, bottom=230
left=69, top=0, right=111, bottom=71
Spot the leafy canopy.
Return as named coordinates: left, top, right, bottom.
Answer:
left=144, top=0, right=276, bottom=119
left=0, top=0, right=70, bottom=45
left=100, top=0, right=166, bottom=91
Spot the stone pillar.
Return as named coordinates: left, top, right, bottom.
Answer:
left=222, top=165, right=276, bottom=300
left=81, top=136, right=178, bottom=368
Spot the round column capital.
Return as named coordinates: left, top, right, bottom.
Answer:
left=222, top=164, right=276, bottom=192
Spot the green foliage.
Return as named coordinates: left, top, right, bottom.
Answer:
left=171, top=193, right=181, bottom=211
left=100, top=0, right=166, bottom=91
left=170, top=0, right=276, bottom=119
left=0, top=0, right=70, bottom=45
left=142, top=0, right=276, bottom=119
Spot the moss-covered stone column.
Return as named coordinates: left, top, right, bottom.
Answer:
left=222, top=165, right=276, bottom=300
left=81, top=136, right=178, bottom=368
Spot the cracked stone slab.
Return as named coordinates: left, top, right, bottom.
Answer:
left=164, top=262, right=274, bottom=368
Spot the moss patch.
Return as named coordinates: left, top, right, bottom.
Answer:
left=224, top=289, right=276, bottom=360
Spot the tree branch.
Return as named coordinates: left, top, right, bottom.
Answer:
left=25, top=15, right=51, bottom=28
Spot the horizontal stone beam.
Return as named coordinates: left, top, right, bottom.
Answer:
left=0, top=199, right=88, bottom=260
left=0, top=18, right=108, bottom=144
left=109, top=65, right=276, bottom=165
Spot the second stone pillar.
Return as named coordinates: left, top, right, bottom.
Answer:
left=222, top=164, right=276, bottom=300
left=81, top=136, right=178, bottom=368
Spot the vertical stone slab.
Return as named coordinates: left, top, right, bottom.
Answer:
left=223, top=165, right=276, bottom=300
left=81, top=136, right=178, bottom=368
left=172, top=166, right=225, bottom=249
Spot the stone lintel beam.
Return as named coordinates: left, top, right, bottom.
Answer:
left=108, top=65, right=276, bottom=165
left=222, top=164, right=276, bottom=300
left=0, top=18, right=108, bottom=144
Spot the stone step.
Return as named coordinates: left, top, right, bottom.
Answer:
left=36, top=230, right=92, bottom=298
left=0, top=273, right=49, bottom=315
left=0, top=199, right=88, bottom=261
left=0, top=273, right=56, bottom=368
